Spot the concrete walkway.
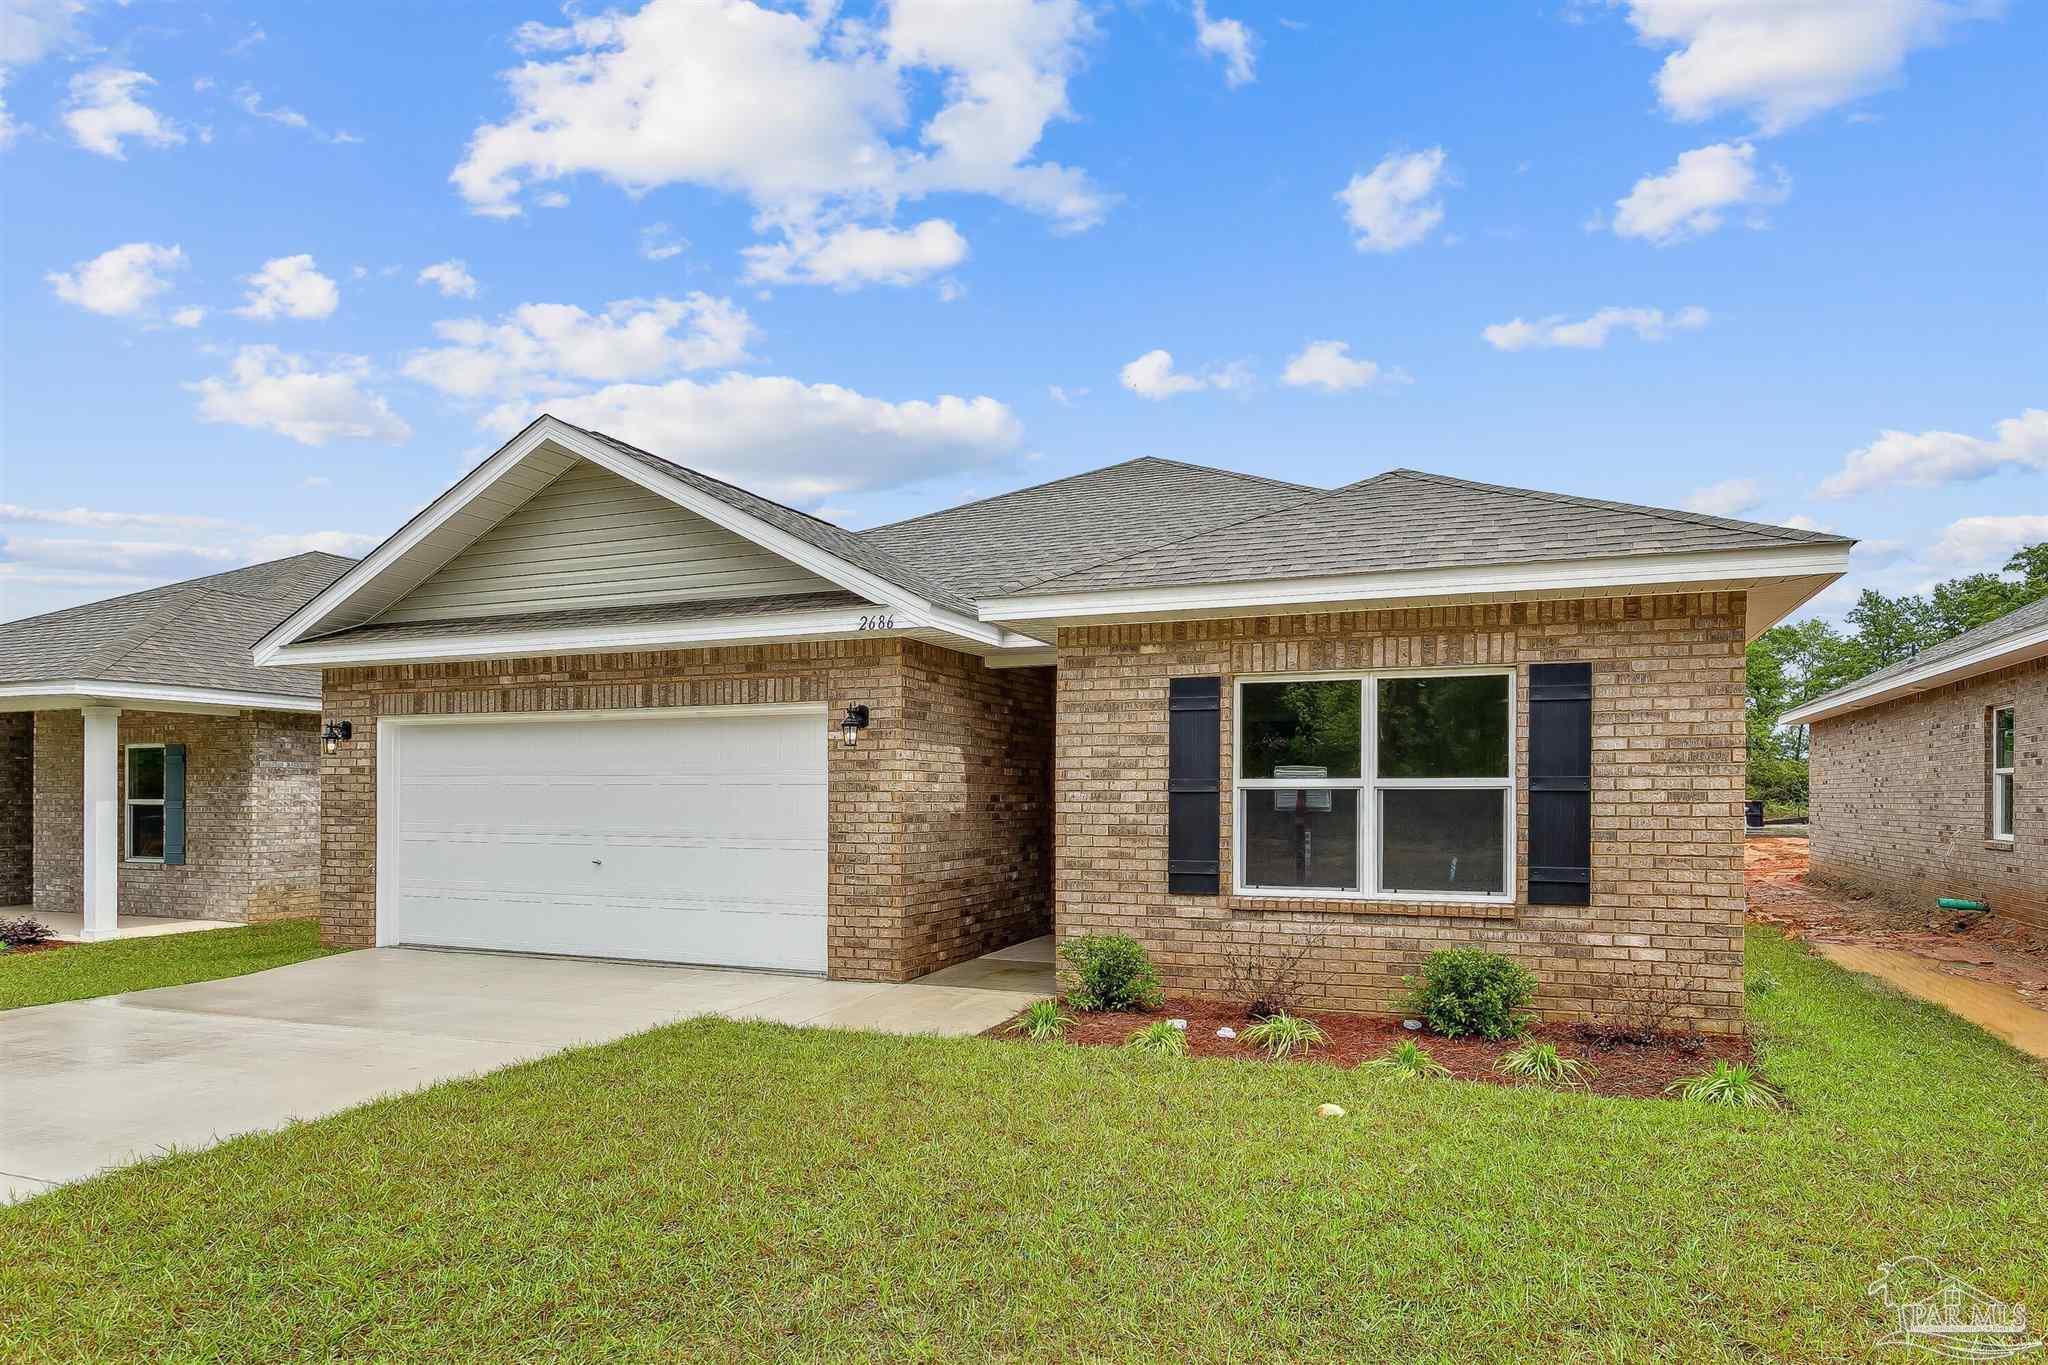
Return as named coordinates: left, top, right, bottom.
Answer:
left=13, top=908, right=240, bottom=943
left=1, top=941, right=1053, bottom=1203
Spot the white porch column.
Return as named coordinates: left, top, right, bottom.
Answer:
left=79, top=705, right=121, bottom=941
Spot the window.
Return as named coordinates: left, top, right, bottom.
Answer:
left=1235, top=671, right=1514, bottom=900
left=125, top=744, right=166, bottom=861
left=1992, top=706, right=2016, bottom=841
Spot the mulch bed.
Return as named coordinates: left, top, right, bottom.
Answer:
left=990, top=996, right=1755, bottom=1100
left=1, top=940, right=71, bottom=956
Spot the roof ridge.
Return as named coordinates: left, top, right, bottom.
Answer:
left=77, top=585, right=213, bottom=681
left=996, top=470, right=1387, bottom=595
left=861, top=456, right=1319, bottom=537
left=1380, top=469, right=1855, bottom=549
left=573, top=424, right=848, bottom=535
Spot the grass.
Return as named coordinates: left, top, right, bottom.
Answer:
left=2, top=927, right=2045, bottom=1362
left=0, top=920, right=340, bottom=1011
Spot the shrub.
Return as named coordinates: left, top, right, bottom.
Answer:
left=1494, top=1041, right=1593, bottom=1087
left=1124, top=1020, right=1188, bottom=1058
left=1745, top=969, right=1782, bottom=998
left=1363, top=1038, right=1449, bottom=1080
left=1059, top=934, right=1164, bottom=1012
left=1404, top=949, right=1537, bottom=1040
left=1218, top=936, right=1320, bottom=1019
left=1238, top=1011, right=1325, bottom=1060
left=1005, top=999, right=1074, bottom=1042
left=0, top=916, right=55, bottom=950
left=1666, top=1061, right=1784, bottom=1109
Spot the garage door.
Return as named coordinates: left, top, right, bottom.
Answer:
left=386, top=708, right=828, bottom=971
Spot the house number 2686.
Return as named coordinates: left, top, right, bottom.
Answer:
left=858, top=614, right=897, bottom=631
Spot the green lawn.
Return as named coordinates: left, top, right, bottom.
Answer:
left=3, top=928, right=2044, bottom=1362
left=0, top=919, right=340, bottom=1011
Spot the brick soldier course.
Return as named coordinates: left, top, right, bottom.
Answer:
left=1055, top=593, right=1750, bottom=1034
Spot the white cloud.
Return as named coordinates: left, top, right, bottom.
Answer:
left=63, top=66, right=183, bottom=158
left=1193, top=1, right=1256, bottom=88
left=1482, top=304, right=1709, bottom=350
left=46, top=242, right=187, bottom=318
left=235, top=84, right=359, bottom=144
left=170, top=305, right=206, bottom=328
left=1930, top=515, right=2048, bottom=567
left=1681, top=477, right=1762, bottom=518
left=1118, top=349, right=1252, bottom=400
left=639, top=223, right=688, bottom=261
left=742, top=218, right=968, bottom=289
left=416, top=259, right=479, bottom=299
left=1281, top=340, right=1395, bottom=393
left=1817, top=408, right=2048, bottom=498
left=403, top=294, right=755, bottom=400
left=450, top=0, right=1107, bottom=265
left=483, top=373, right=1023, bottom=502
left=1614, top=0, right=1995, bottom=135
left=0, top=502, right=239, bottom=532
left=1611, top=141, right=1788, bottom=245
left=1851, top=537, right=1909, bottom=567
left=187, top=346, right=412, bottom=446
left=1780, top=514, right=1831, bottom=533
left=1336, top=147, right=1449, bottom=253
left=247, top=529, right=380, bottom=558
left=2, top=0, right=94, bottom=145
left=1048, top=384, right=1087, bottom=405
left=235, top=254, right=341, bottom=321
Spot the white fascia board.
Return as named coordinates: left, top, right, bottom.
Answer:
left=1783, top=619, right=2048, bottom=727
left=269, top=606, right=904, bottom=668
left=978, top=544, right=1853, bottom=625
left=254, top=416, right=1004, bottom=666
left=0, top=681, right=321, bottom=714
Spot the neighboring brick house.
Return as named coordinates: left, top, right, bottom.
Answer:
left=255, top=416, right=1853, bottom=1032
left=0, top=553, right=350, bottom=936
left=1787, top=596, right=2046, bottom=931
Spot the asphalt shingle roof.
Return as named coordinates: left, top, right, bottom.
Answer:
left=1002, top=469, right=1853, bottom=595
left=1798, top=593, right=2048, bottom=711
left=859, top=457, right=1318, bottom=599
left=0, top=552, right=353, bottom=699
left=565, top=423, right=979, bottom=616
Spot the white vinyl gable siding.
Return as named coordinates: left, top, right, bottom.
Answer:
left=374, top=460, right=840, bottom=625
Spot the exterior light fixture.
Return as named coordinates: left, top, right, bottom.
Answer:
left=840, top=704, right=871, bottom=748
left=321, top=720, right=353, bottom=755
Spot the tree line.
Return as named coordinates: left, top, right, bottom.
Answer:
left=1745, top=544, right=2048, bottom=808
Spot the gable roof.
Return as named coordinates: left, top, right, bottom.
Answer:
left=860, top=457, right=1317, bottom=599
left=0, top=552, right=351, bottom=703
left=1004, top=468, right=1852, bottom=595
left=1784, top=593, right=2048, bottom=726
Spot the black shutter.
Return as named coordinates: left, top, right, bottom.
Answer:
left=1167, top=677, right=1221, bottom=895
left=1527, top=663, right=1591, bottom=905
left=162, top=742, right=188, bottom=866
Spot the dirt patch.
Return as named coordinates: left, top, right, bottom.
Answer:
left=1746, top=837, right=2048, bottom=1003
left=989, top=997, right=1753, bottom=1100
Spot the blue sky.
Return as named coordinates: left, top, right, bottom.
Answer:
left=3, top=0, right=2043, bottom=622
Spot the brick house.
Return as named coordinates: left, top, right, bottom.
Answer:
left=0, top=554, right=351, bottom=937
left=1786, top=596, right=2045, bottom=931
left=252, top=416, right=1852, bottom=1033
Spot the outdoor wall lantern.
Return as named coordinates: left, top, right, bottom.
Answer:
left=321, top=720, right=353, bottom=755
left=840, top=704, right=871, bottom=748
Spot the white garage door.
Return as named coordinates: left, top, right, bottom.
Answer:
left=386, top=708, right=828, bottom=971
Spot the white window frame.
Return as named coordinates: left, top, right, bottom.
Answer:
left=1992, top=705, right=2016, bottom=842
left=1232, top=668, right=1516, bottom=906
left=123, top=742, right=166, bottom=864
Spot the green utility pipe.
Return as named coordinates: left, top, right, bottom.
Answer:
left=1937, top=897, right=1988, bottom=912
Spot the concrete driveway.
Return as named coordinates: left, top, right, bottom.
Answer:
left=1, top=940, right=1052, bottom=1203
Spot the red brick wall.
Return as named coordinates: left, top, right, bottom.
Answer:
left=319, top=638, right=1054, bottom=981
left=1054, top=594, right=1750, bottom=1034
left=30, top=708, right=320, bottom=922
left=1808, top=656, right=2046, bottom=929
left=0, top=713, right=30, bottom=905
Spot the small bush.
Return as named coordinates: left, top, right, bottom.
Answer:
left=1494, top=1041, right=1593, bottom=1087
left=1124, top=1020, right=1188, bottom=1058
left=1005, top=999, right=1074, bottom=1042
left=1238, top=1011, right=1325, bottom=1060
left=1059, top=934, right=1164, bottom=1012
left=1364, top=1038, right=1449, bottom=1080
left=1666, top=1061, right=1783, bottom=1109
left=0, top=916, right=55, bottom=949
left=1405, top=949, right=1537, bottom=1040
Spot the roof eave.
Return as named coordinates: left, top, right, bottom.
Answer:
left=978, top=543, right=1852, bottom=641
left=1783, top=619, right=2048, bottom=726
left=0, top=680, right=322, bottom=715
